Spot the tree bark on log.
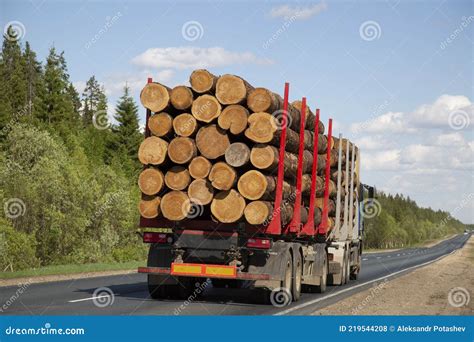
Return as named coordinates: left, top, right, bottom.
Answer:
left=191, top=95, right=222, bottom=123
left=210, top=189, right=246, bottom=223
left=148, top=112, right=173, bottom=137
left=168, top=137, right=197, bottom=164
left=140, top=82, right=171, bottom=113
left=225, top=142, right=250, bottom=167
left=187, top=178, right=214, bottom=205
left=173, top=113, right=198, bottom=137
left=315, top=198, right=336, bottom=215
left=160, top=190, right=191, bottom=221
left=196, top=124, right=230, bottom=159
left=189, top=69, right=218, bottom=94
left=237, top=170, right=293, bottom=200
left=247, top=87, right=282, bottom=114
left=215, top=74, right=254, bottom=105
left=138, top=168, right=164, bottom=195
left=243, top=201, right=308, bottom=225
left=208, top=162, right=237, bottom=190
left=139, top=196, right=161, bottom=219
left=291, top=100, right=325, bottom=134
left=217, top=105, right=249, bottom=135
left=188, top=156, right=212, bottom=179
left=170, top=85, right=193, bottom=110
left=164, top=166, right=191, bottom=191
left=249, top=144, right=314, bottom=175
left=138, top=136, right=168, bottom=165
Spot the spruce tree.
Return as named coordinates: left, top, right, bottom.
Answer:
left=82, top=76, right=107, bottom=126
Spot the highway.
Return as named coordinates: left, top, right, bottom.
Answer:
left=0, top=234, right=470, bottom=316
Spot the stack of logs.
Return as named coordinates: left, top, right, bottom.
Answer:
left=138, top=69, right=348, bottom=229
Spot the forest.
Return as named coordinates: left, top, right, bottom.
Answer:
left=0, top=32, right=467, bottom=271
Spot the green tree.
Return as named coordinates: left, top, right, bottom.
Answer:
left=82, top=76, right=107, bottom=126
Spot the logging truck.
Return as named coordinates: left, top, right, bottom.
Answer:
left=137, top=71, right=375, bottom=304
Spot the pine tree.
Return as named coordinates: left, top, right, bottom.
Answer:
left=82, top=76, right=107, bottom=126
left=22, top=42, right=42, bottom=116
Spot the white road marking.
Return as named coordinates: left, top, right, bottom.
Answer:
left=376, top=256, right=382, bottom=259
left=275, top=247, right=459, bottom=315
left=387, top=255, right=391, bottom=258
left=397, top=254, right=400, bottom=256
left=362, top=258, right=368, bottom=261
left=68, top=294, right=115, bottom=303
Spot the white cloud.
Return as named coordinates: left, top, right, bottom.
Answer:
left=131, top=47, right=273, bottom=70
left=363, top=149, right=401, bottom=171
left=270, top=2, right=328, bottom=20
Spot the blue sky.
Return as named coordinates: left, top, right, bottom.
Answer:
left=2, top=0, right=473, bottom=222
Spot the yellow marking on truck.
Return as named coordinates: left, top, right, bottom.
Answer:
left=171, top=264, right=202, bottom=275
left=204, top=266, right=236, bottom=277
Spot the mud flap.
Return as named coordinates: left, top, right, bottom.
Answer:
left=147, top=244, right=178, bottom=286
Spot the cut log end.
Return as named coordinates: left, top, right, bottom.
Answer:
left=188, top=156, right=212, bottom=179
left=138, top=168, right=164, bottom=195
left=189, top=69, right=217, bottom=93
left=247, top=87, right=278, bottom=113
left=208, top=162, right=237, bottom=190
left=160, top=190, right=191, bottom=221
left=139, top=196, right=161, bottom=219
left=191, top=95, right=222, bottom=123
left=168, top=137, right=197, bottom=164
left=237, top=170, right=268, bottom=200
left=148, top=112, right=173, bottom=137
left=187, top=179, right=214, bottom=205
left=225, top=142, right=250, bottom=168
left=250, top=144, right=278, bottom=170
left=170, top=85, right=193, bottom=110
left=138, top=136, right=169, bottom=165
left=217, top=105, right=249, bottom=135
left=140, top=82, right=170, bottom=113
left=245, top=112, right=278, bottom=143
left=173, top=113, right=198, bottom=137
left=196, top=124, right=230, bottom=159
left=210, top=189, right=246, bottom=223
left=244, top=201, right=272, bottom=225
left=216, top=74, right=248, bottom=105
left=164, top=166, right=191, bottom=191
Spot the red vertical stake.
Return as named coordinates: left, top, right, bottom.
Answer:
left=319, top=118, right=333, bottom=236
left=287, top=97, right=306, bottom=234
left=266, top=82, right=289, bottom=236
left=301, top=109, right=320, bottom=236
left=145, top=77, right=152, bottom=138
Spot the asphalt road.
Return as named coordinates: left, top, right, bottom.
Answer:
left=0, top=234, right=470, bottom=316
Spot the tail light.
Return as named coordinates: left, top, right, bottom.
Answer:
left=143, top=232, right=172, bottom=244
left=247, top=238, right=271, bottom=249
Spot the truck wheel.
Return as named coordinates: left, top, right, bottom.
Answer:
left=342, top=250, right=348, bottom=285
left=292, top=252, right=302, bottom=301
left=350, top=254, right=361, bottom=280
left=344, top=251, right=351, bottom=283
left=315, top=254, right=327, bottom=293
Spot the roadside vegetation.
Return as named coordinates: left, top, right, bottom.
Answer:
left=0, top=31, right=468, bottom=273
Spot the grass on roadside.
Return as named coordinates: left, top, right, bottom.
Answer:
left=0, top=260, right=143, bottom=280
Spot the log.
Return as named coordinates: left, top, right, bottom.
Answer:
left=173, top=113, right=198, bottom=137
left=164, top=166, right=191, bottom=191
left=225, top=142, right=250, bottom=167
left=168, top=137, right=197, bottom=164
left=140, top=82, right=171, bottom=113
left=189, top=69, right=218, bottom=93
left=139, top=196, right=161, bottom=219
left=217, top=105, right=249, bottom=135
left=237, top=170, right=293, bottom=200
left=315, top=198, right=336, bottom=215
left=187, top=179, right=214, bottom=205
left=208, top=162, right=237, bottom=190
left=329, top=149, right=345, bottom=167
left=243, top=201, right=308, bottom=226
left=215, top=74, right=254, bottom=105
left=148, top=112, right=173, bottom=137
left=160, top=190, right=191, bottom=221
left=191, top=94, right=222, bottom=123
left=138, top=136, right=168, bottom=165
left=196, top=124, right=230, bottom=159
left=210, top=189, right=246, bottom=223
left=188, top=156, right=212, bottom=179
left=138, top=168, right=164, bottom=195
left=249, top=144, right=314, bottom=175
left=170, top=85, right=193, bottom=110
left=291, top=100, right=325, bottom=134
left=247, top=87, right=282, bottom=114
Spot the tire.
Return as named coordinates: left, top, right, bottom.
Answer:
left=344, top=250, right=351, bottom=283
left=350, top=254, right=361, bottom=280
left=282, top=250, right=293, bottom=294
left=148, top=279, right=165, bottom=299
left=342, top=250, right=348, bottom=285
left=292, top=251, right=302, bottom=301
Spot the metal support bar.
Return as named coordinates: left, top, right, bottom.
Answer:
left=334, top=133, right=343, bottom=238
left=342, top=139, right=350, bottom=239
left=266, top=82, right=289, bottom=236
left=318, top=118, right=332, bottom=236
left=348, top=144, right=356, bottom=239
